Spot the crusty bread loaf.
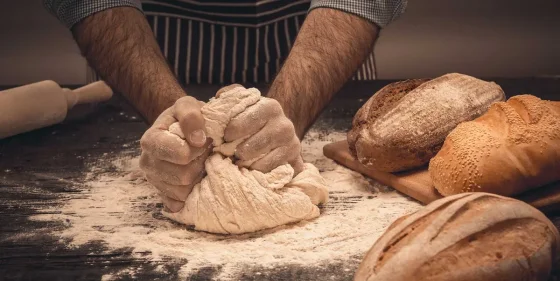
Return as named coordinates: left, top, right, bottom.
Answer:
left=348, top=73, right=505, bottom=172
left=429, top=95, right=560, bottom=196
left=354, top=192, right=560, bottom=281
left=348, top=79, right=429, bottom=157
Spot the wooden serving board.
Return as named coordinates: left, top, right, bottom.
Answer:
left=323, top=140, right=560, bottom=213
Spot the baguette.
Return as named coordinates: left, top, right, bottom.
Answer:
left=429, top=94, right=560, bottom=196
left=348, top=73, right=505, bottom=172
left=354, top=192, right=560, bottom=281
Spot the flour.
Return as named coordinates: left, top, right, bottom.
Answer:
left=29, top=129, right=422, bottom=280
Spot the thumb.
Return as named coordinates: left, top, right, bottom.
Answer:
left=174, top=96, right=207, bottom=147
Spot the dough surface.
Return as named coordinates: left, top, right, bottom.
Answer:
left=163, top=87, right=329, bottom=234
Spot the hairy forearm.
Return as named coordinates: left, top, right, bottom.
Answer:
left=267, top=8, right=379, bottom=138
left=72, top=7, right=184, bottom=124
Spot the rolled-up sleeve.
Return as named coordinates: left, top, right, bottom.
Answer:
left=309, top=0, right=408, bottom=28
left=43, top=0, right=144, bottom=29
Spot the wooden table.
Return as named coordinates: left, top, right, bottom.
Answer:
left=1, top=79, right=559, bottom=280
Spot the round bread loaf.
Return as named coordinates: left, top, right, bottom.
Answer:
left=348, top=73, right=505, bottom=173
left=354, top=192, right=560, bottom=281
left=429, top=95, right=560, bottom=196
left=348, top=78, right=428, bottom=157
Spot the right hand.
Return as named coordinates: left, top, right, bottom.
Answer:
left=216, top=84, right=305, bottom=174
left=139, top=96, right=212, bottom=213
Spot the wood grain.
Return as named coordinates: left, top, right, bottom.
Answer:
left=324, top=140, right=560, bottom=213
left=1, top=79, right=559, bottom=281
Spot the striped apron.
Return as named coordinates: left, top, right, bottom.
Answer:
left=87, top=0, right=377, bottom=85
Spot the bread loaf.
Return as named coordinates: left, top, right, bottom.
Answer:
left=354, top=192, right=560, bottom=281
left=348, top=79, right=429, bottom=157
left=348, top=73, right=505, bottom=172
left=429, top=95, right=560, bottom=196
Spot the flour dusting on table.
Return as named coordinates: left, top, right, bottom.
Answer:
left=29, top=129, right=422, bottom=280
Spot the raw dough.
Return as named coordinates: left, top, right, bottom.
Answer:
left=163, top=86, right=329, bottom=234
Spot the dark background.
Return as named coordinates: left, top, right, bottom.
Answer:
left=0, top=0, right=559, bottom=86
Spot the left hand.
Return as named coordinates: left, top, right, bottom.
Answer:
left=217, top=84, right=305, bottom=174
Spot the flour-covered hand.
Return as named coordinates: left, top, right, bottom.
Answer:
left=139, top=96, right=212, bottom=212
left=217, top=84, right=305, bottom=174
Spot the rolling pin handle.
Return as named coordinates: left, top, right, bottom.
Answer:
left=68, top=81, right=114, bottom=109
left=63, top=88, right=78, bottom=109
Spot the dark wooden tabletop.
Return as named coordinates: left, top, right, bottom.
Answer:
left=0, top=78, right=559, bottom=281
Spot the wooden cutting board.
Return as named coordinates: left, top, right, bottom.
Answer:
left=323, top=140, right=560, bottom=213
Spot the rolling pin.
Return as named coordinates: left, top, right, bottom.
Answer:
left=0, top=80, right=113, bottom=139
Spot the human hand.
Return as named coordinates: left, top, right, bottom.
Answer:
left=139, top=96, right=212, bottom=213
left=217, top=84, right=305, bottom=174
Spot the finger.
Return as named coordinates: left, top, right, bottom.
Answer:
left=140, top=128, right=210, bottom=165
left=235, top=117, right=295, bottom=161
left=151, top=107, right=177, bottom=129
left=159, top=193, right=185, bottom=213
left=291, top=155, right=305, bottom=175
left=249, top=136, right=302, bottom=173
left=174, top=96, right=207, bottom=147
left=147, top=172, right=203, bottom=202
left=224, top=98, right=284, bottom=142
left=216, top=84, right=244, bottom=98
left=140, top=144, right=210, bottom=186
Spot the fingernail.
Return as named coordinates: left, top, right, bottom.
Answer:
left=189, top=129, right=207, bottom=146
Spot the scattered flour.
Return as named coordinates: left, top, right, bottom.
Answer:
left=29, top=129, right=422, bottom=280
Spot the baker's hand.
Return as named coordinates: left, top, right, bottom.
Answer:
left=139, top=96, right=212, bottom=213
left=217, top=84, right=305, bottom=174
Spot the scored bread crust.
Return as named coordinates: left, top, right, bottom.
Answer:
left=349, top=73, right=505, bottom=172
left=354, top=192, right=560, bottom=281
left=429, top=94, right=560, bottom=196
left=348, top=79, right=429, bottom=157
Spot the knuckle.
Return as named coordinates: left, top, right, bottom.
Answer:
left=138, top=153, right=151, bottom=170
left=178, top=109, right=203, bottom=125
left=175, top=95, right=198, bottom=106
left=139, top=136, right=149, bottom=150
left=270, top=120, right=295, bottom=142
left=264, top=99, right=283, bottom=114
left=279, top=119, right=295, bottom=134
left=265, top=98, right=281, bottom=108
left=139, top=130, right=155, bottom=149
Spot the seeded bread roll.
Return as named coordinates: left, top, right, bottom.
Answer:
left=429, top=94, right=560, bottom=196
left=354, top=192, right=560, bottom=281
left=348, top=73, right=505, bottom=172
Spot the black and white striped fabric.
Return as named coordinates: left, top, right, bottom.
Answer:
left=81, top=1, right=378, bottom=84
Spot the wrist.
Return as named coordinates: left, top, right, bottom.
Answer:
left=153, top=89, right=186, bottom=122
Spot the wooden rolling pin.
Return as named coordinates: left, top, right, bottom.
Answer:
left=0, top=80, right=113, bottom=139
